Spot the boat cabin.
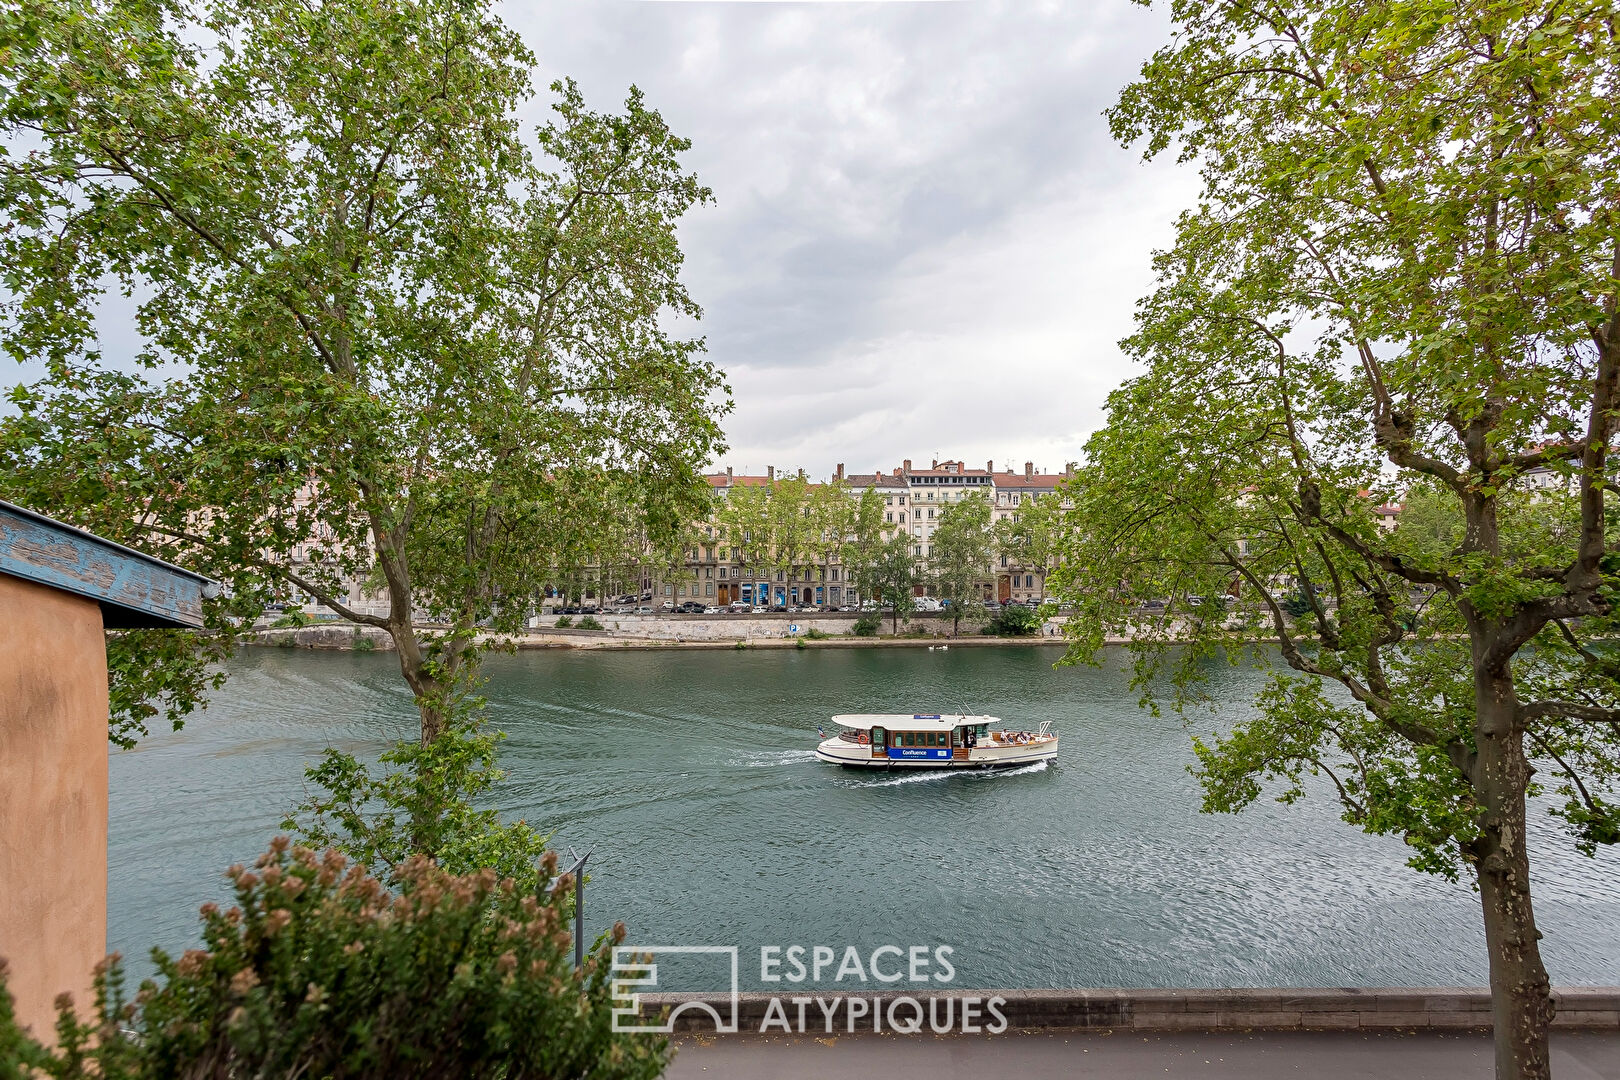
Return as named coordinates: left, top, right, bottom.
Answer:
left=832, top=713, right=994, bottom=761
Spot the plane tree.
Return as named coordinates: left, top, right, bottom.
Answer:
left=930, top=491, right=994, bottom=634
left=0, top=0, right=727, bottom=858
left=1051, top=2, right=1620, bottom=1077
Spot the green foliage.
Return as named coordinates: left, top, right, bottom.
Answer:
left=715, top=472, right=851, bottom=584
left=282, top=716, right=549, bottom=893
left=1058, top=0, right=1620, bottom=1063
left=270, top=609, right=313, bottom=629
left=0, top=0, right=727, bottom=747
left=0, top=841, right=666, bottom=1080
left=554, top=615, right=575, bottom=628
left=575, top=615, right=604, bottom=631
left=870, top=532, right=919, bottom=634
left=988, top=605, right=1041, bottom=637
left=794, top=637, right=807, bottom=650
left=851, top=616, right=881, bottom=637
left=929, top=492, right=993, bottom=633
left=838, top=487, right=889, bottom=605
left=805, top=627, right=830, bottom=640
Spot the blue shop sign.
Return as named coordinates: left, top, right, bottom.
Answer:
left=889, top=747, right=951, bottom=760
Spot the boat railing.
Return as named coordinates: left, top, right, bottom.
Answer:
left=837, top=729, right=864, bottom=743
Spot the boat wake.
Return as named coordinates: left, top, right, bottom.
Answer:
left=731, top=749, right=820, bottom=768
left=847, top=759, right=1051, bottom=787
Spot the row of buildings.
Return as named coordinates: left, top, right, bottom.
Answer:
left=650, top=459, right=1070, bottom=611
left=276, top=457, right=1076, bottom=619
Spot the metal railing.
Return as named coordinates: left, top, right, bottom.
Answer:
left=547, top=847, right=593, bottom=970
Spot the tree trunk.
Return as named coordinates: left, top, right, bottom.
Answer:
left=1472, top=664, right=1555, bottom=1080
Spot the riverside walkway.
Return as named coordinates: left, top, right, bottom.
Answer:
left=667, top=1030, right=1620, bottom=1079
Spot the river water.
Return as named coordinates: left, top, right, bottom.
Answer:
left=109, top=644, right=1619, bottom=990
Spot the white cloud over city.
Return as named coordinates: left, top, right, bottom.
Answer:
left=506, top=0, right=1199, bottom=478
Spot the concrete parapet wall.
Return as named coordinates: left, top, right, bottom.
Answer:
left=251, top=625, right=398, bottom=650
left=634, top=988, right=1620, bottom=1033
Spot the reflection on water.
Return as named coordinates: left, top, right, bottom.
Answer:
left=110, top=645, right=1620, bottom=989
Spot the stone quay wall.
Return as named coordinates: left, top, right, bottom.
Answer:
left=635, top=987, right=1620, bottom=1033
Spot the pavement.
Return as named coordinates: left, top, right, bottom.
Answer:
left=666, top=1030, right=1620, bottom=1079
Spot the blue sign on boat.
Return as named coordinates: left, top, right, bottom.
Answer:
left=889, top=747, right=951, bottom=760
left=913, top=714, right=941, bottom=719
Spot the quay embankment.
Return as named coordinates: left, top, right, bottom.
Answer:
left=638, top=987, right=1620, bottom=1034
left=249, top=612, right=1081, bottom=651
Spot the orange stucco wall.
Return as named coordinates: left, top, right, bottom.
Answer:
left=0, top=572, right=109, bottom=1041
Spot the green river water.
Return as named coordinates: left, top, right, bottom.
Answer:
left=108, top=644, right=1619, bottom=990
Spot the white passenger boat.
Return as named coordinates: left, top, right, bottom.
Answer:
left=814, top=714, right=1057, bottom=770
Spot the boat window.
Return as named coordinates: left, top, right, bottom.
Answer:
left=871, top=727, right=886, bottom=747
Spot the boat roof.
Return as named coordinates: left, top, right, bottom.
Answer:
left=831, top=713, right=1000, bottom=731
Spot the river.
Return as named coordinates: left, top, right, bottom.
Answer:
left=109, top=644, right=1619, bottom=990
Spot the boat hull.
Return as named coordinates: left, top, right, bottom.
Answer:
left=814, top=736, right=1057, bottom=770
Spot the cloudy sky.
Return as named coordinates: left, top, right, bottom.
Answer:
left=504, top=0, right=1198, bottom=479
left=13, top=1, right=1199, bottom=480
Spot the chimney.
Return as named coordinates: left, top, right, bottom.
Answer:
left=836, top=463, right=844, bottom=480
left=1024, top=461, right=1033, bottom=479
left=726, top=466, right=733, bottom=479
left=893, top=467, right=901, bottom=477
left=1065, top=461, right=1076, bottom=477
left=986, top=460, right=993, bottom=474
left=768, top=465, right=775, bottom=481
left=903, top=459, right=912, bottom=473
left=931, top=459, right=938, bottom=469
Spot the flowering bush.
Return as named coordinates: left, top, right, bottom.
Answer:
left=1, top=840, right=667, bottom=1080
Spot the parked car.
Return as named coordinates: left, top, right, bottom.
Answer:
left=728, top=602, right=750, bottom=612
left=914, top=597, right=942, bottom=613
left=770, top=604, right=788, bottom=613
left=1186, top=595, right=1205, bottom=607
left=659, top=600, right=675, bottom=611
left=750, top=605, right=768, bottom=613
left=703, top=605, right=721, bottom=614
left=676, top=601, right=704, bottom=614
left=634, top=605, right=654, bottom=614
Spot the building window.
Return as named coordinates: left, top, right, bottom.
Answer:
left=900, top=512, right=907, bottom=523
left=706, top=582, right=714, bottom=596
left=886, top=512, right=893, bottom=523
left=1000, top=556, right=1008, bottom=567
left=914, top=546, right=922, bottom=556
left=664, top=585, right=673, bottom=596
left=831, top=568, right=840, bottom=581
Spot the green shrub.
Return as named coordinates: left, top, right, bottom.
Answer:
left=851, top=616, right=881, bottom=637
left=554, top=615, right=574, bottom=628
left=733, top=640, right=749, bottom=650
left=270, top=607, right=311, bottom=628
left=576, top=615, right=604, bottom=631
left=805, top=628, right=829, bottom=640
left=989, top=605, right=1041, bottom=636
left=0, top=841, right=667, bottom=1080
left=795, top=637, right=807, bottom=650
